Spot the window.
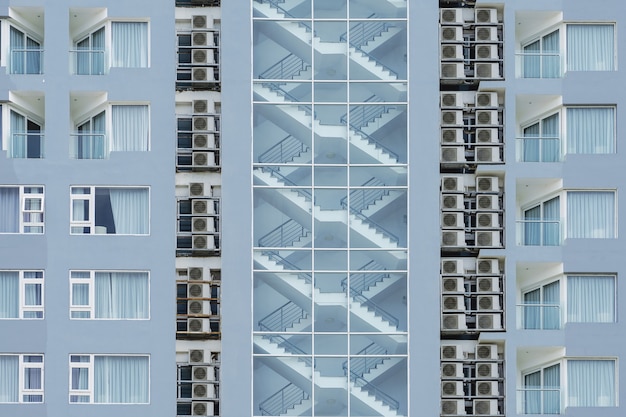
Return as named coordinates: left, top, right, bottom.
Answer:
left=0, top=354, right=44, bottom=403
left=8, top=109, right=44, bottom=159
left=70, top=186, right=149, bottom=235
left=567, top=275, right=615, bottom=323
left=0, top=271, right=43, bottom=319
left=567, top=191, right=615, bottom=238
left=522, top=196, right=560, bottom=246
left=522, top=280, right=560, bottom=330
left=71, top=105, right=149, bottom=159
left=9, top=26, right=42, bottom=74
left=0, top=186, right=44, bottom=234
left=70, top=271, right=149, bottom=319
left=567, top=25, right=615, bottom=71
left=566, top=107, right=615, bottom=154
left=522, top=112, right=560, bottom=162
left=523, top=363, right=560, bottom=414
left=69, top=355, right=149, bottom=403
left=75, top=27, right=105, bottom=75
left=523, top=30, right=560, bottom=78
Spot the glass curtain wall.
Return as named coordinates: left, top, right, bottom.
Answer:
left=252, top=0, right=408, bottom=415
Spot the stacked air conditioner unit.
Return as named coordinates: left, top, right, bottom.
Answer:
left=475, top=177, right=499, bottom=193
left=441, top=63, right=466, bottom=79
left=192, top=382, right=215, bottom=400
left=442, top=212, right=465, bottom=229
left=192, top=217, right=215, bottom=233
left=441, top=146, right=466, bottom=164
left=474, top=230, right=501, bottom=248
left=441, top=92, right=464, bottom=108
left=476, top=277, right=500, bottom=293
left=474, top=26, right=498, bottom=43
left=441, top=175, right=465, bottom=193
left=189, top=182, right=206, bottom=197
left=442, top=276, right=465, bottom=293
left=473, top=399, right=498, bottom=415
left=477, top=295, right=501, bottom=311
left=476, top=258, right=499, bottom=274
left=188, top=267, right=205, bottom=281
left=474, top=9, right=499, bottom=25
left=442, top=194, right=465, bottom=211
left=476, top=194, right=500, bottom=211
left=476, top=362, right=500, bottom=379
left=442, top=44, right=464, bottom=61
left=476, top=380, right=499, bottom=397
left=193, top=234, right=216, bottom=250
left=442, top=230, right=466, bottom=247
left=475, top=63, right=501, bottom=79
left=441, top=258, right=465, bottom=275
left=441, top=26, right=464, bottom=43
left=192, top=199, right=216, bottom=215
left=191, top=401, right=215, bottom=417
left=475, top=92, right=498, bottom=108
left=188, top=282, right=211, bottom=299
left=440, top=8, right=465, bottom=25
left=441, top=362, right=464, bottom=379
left=442, top=399, right=466, bottom=416
left=442, top=313, right=467, bottom=331
left=474, top=44, right=499, bottom=61
left=476, top=313, right=502, bottom=330
left=476, top=212, right=500, bottom=229
left=188, top=298, right=211, bottom=316
left=476, top=344, right=498, bottom=360
left=442, top=381, right=465, bottom=397
left=441, top=128, right=464, bottom=144
left=441, top=344, right=465, bottom=361
left=442, top=295, right=466, bottom=312
left=475, top=146, right=501, bottom=163
left=475, top=128, right=499, bottom=144
left=475, top=110, right=498, bottom=126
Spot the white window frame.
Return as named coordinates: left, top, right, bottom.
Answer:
left=69, top=186, right=150, bottom=235
left=69, top=354, right=150, bottom=404
left=69, top=270, right=150, bottom=320
left=2, top=105, right=45, bottom=158
left=0, top=270, right=44, bottom=319
left=6, top=23, right=43, bottom=75
left=521, top=278, right=562, bottom=329
left=0, top=186, right=44, bottom=234
left=0, top=354, right=44, bottom=403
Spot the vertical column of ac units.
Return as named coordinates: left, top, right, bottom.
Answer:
left=189, top=15, right=220, bottom=86
left=440, top=7, right=503, bottom=82
left=440, top=343, right=504, bottom=416
left=179, top=348, right=221, bottom=417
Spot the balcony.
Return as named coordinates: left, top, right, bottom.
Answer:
left=517, top=304, right=562, bottom=330
left=10, top=48, right=44, bottom=75
left=69, top=132, right=106, bottom=159
left=517, top=388, right=561, bottom=414
left=515, top=51, right=563, bottom=79
left=69, top=49, right=105, bottom=75
left=516, top=136, right=562, bottom=162
left=516, top=220, right=563, bottom=246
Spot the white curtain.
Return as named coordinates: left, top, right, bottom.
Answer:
left=523, top=288, right=541, bottom=329
left=567, top=25, right=614, bottom=71
left=94, top=356, right=149, bottom=403
left=567, top=360, right=615, bottom=406
left=523, top=30, right=560, bottom=78
left=26, top=37, right=41, bottom=74
left=523, top=113, right=560, bottom=162
left=10, top=27, right=24, bottom=74
left=0, top=188, right=20, bottom=233
left=112, top=23, right=148, bottom=68
left=543, top=364, right=561, bottom=413
left=543, top=281, right=560, bottom=329
left=23, top=365, right=42, bottom=402
left=524, top=371, right=541, bottom=414
left=524, top=197, right=560, bottom=245
left=566, top=107, right=615, bottom=154
left=111, top=105, right=149, bottom=151
left=109, top=188, right=149, bottom=234
left=71, top=283, right=90, bottom=318
left=567, top=276, right=615, bottom=322
left=567, top=192, right=615, bottom=238
left=95, top=272, right=149, bottom=319
left=0, top=356, right=19, bottom=402
left=0, top=272, right=19, bottom=318
left=10, top=111, right=26, bottom=159
left=23, top=283, right=42, bottom=318
left=76, top=28, right=104, bottom=75
left=75, top=112, right=106, bottom=159
left=524, top=205, right=541, bottom=245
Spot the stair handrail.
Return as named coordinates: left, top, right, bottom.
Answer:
left=346, top=204, right=399, bottom=244
left=262, top=82, right=314, bottom=116
left=262, top=250, right=312, bottom=283
left=348, top=369, right=400, bottom=411
left=340, top=96, right=397, bottom=131
left=339, top=14, right=391, bottom=49
left=346, top=122, right=400, bottom=162
left=259, top=382, right=309, bottom=416
left=258, top=134, right=309, bottom=164
left=339, top=176, right=389, bottom=214
left=263, top=334, right=313, bottom=367
left=255, top=0, right=312, bottom=32
left=341, top=342, right=388, bottom=380
left=340, top=260, right=390, bottom=294
left=350, top=287, right=399, bottom=328
left=258, top=300, right=308, bottom=332
left=258, top=53, right=310, bottom=80
left=261, top=166, right=313, bottom=201
left=259, top=219, right=310, bottom=248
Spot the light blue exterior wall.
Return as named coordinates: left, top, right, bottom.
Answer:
left=0, top=1, right=175, bottom=416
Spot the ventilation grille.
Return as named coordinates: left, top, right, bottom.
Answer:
left=190, top=349, right=204, bottom=363
left=189, top=267, right=204, bottom=280
left=441, top=345, right=459, bottom=360
left=442, top=277, right=463, bottom=292
left=192, top=15, right=208, bottom=29
left=192, top=32, right=208, bottom=46
left=193, top=366, right=208, bottom=380
left=194, top=100, right=208, bottom=114
left=190, top=182, right=204, bottom=196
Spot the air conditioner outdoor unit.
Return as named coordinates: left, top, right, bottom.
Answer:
left=441, top=110, right=464, bottom=126
left=476, top=362, right=499, bottom=378
left=475, top=231, right=501, bottom=247
left=441, top=26, right=464, bottom=42
left=441, top=362, right=464, bottom=378
left=193, top=133, right=215, bottom=150
left=442, top=399, right=466, bottom=415
left=441, top=128, right=464, bottom=144
left=476, top=194, right=500, bottom=210
left=192, top=199, right=215, bottom=215
left=442, top=295, right=466, bottom=312
left=475, top=177, right=499, bottom=193
left=192, top=15, right=208, bottom=29
left=189, top=182, right=205, bottom=197
left=441, top=92, right=463, bottom=108
left=441, top=259, right=464, bottom=274
left=442, top=230, right=466, bottom=247
left=188, top=282, right=209, bottom=298
left=192, top=365, right=214, bottom=381
left=440, top=8, right=464, bottom=24
left=442, top=381, right=465, bottom=397
left=441, top=63, right=465, bottom=79
left=188, top=267, right=204, bottom=281
left=442, top=313, right=467, bottom=331
left=441, top=147, right=465, bottom=163
left=187, top=317, right=210, bottom=333
left=192, top=31, right=214, bottom=47
left=475, top=44, right=499, bottom=61
left=193, top=116, right=213, bottom=131
left=193, top=151, right=216, bottom=167
left=193, top=234, right=215, bottom=250
left=476, top=277, right=500, bottom=293
left=476, top=258, right=499, bottom=274
left=475, top=63, right=501, bottom=79
left=476, top=381, right=499, bottom=397
left=475, top=26, right=498, bottom=42
left=473, top=399, right=498, bottom=415
left=476, top=313, right=502, bottom=330
left=475, top=110, right=498, bottom=126
left=193, top=99, right=209, bottom=114
left=477, top=295, right=501, bottom=311
left=442, top=277, right=465, bottom=293
left=192, top=49, right=214, bottom=65
left=475, top=128, right=499, bottom=143
left=192, top=67, right=214, bottom=82
left=189, top=349, right=206, bottom=363
left=442, top=212, right=465, bottom=229
left=475, top=92, right=498, bottom=108
left=475, top=146, right=501, bottom=163
left=475, top=8, right=498, bottom=24
left=188, top=300, right=209, bottom=315
left=476, top=213, right=500, bottom=228
left=192, top=217, right=215, bottom=233
left=441, top=344, right=464, bottom=360
left=476, top=344, right=498, bottom=360
left=192, top=400, right=214, bottom=416
left=441, top=44, right=464, bottom=61
left=442, top=194, right=465, bottom=211
left=441, top=175, right=465, bottom=192
left=192, top=383, right=215, bottom=399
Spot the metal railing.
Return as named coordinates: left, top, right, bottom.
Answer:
left=517, top=388, right=561, bottom=414
left=341, top=260, right=390, bottom=295
left=515, top=51, right=563, bottom=79
left=258, top=301, right=307, bottom=332
left=260, top=166, right=313, bottom=201
left=10, top=49, right=44, bottom=74
left=340, top=14, right=392, bottom=50
left=516, top=220, right=562, bottom=246
left=346, top=203, right=399, bottom=244
left=70, top=49, right=106, bottom=75
left=342, top=342, right=388, bottom=378
left=350, top=287, right=399, bottom=328
left=259, top=383, right=309, bottom=416
left=349, top=369, right=399, bottom=411
left=69, top=133, right=107, bottom=159
left=342, top=118, right=399, bottom=162
left=258, top=53, right=310, bottom=80
left=517, top=304, right=562, bottom=330
left=515, top=136, right=562, bottom=162
left=262, top=250, right=312, bottom=283
left=9, top=132, right=45, bottom=158
left=259, top=219, right=310, bottom=248
left=258, top=135, right=309, bottom=164
left=340, top=177, right=388, bottom=214
left=255, top=0, right=312, bottom=32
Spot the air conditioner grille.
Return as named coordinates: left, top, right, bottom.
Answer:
left=189, top=318, right=203, bottom=331
left=442, top=129, right=458, bottom=142
left=478, top=296, right=494, bottom=310
left=442, top=400, right=460, bottom=414
left=194, top=152, right=208, bottom=166
left=477, top=129, right=493, bottom=142
left=443, top=195, right=460, bottom=209
left=442, top=45, right=459, bottom=59
left=476, top=345, right=494, bottom=359
left=193, top=235, right=208, bottom=249
left=194, top=218, right=208, bottom=231
left=189, top=300, right=203, bottom=314
left=441, top=345, right=458, bottom=359
left=442, top=315, right=460, bottom=329
left=478, top=260, right=495, bottom=273
left=194, top=366, right=208, bottom=380
left=443, top=278, right=460, bottom=292
left=477, top=196, right=494, bottom=209
left=443, top=213, right=461, bottom=227
left=442, top=260, right=459, bottom=274
left=477, top=381, right=494, bottom=395
left=442, top=363, right=458, bottom=377
left=443, top=177, right=459, bottom=191
left=190, top=183, right=204, bottom=196
left=189, top=284, right=203, bottom=297
left=441, top=27, right=458, bottom=41
left=194, top=134, right=209, bottom=148
left=194, top=200, right=208, bottom=214
left=476, top=64, right=493, bottom=78
left=442, top=148, right=459, bottom=162
left=193, top=401, right=207, bottom=415
left=193, top=50, right=208, bottom=63
left=476, top=45, right=492, bottom=59
left=442, top=232, right=461, bottom=246
left=477, top=178, right=494, bottom=192
left=477, top=363, right=493, bottom=377
left=193, top=15, right=207, bottom=29
left=478, top=213, right=494, bottom=227
left=477, top=232, right=493, bottom=246
left=194, top=100, right=208, bottom=113
left=476, top=28, right=491, bottom=41
left=189, top=268, right=203, bottom=280
left=478, top=278, right=494, bottom=292
left=194, top=384, right=208, bottom=398
left=194, top=117, right=209, bottom=131
left=476, top=10, right=492, bottom=23
left=442, top=111, right=458, bottom=124
left=476, top=148, right=493, bottom=162
left=441, top=94, right=458, bottom=107
left=475, top=400, right=493, bottom=415
left=193, top=68, right=208, bottom=81
left=190, top=349, right=204, bottom=363
left=443, top=296, right=461, bottom=310
left=441, top=10, right=457, bottom=23
left=477, top=112, right=493, bottom=125
left=476, top=94, right=493, bottom=107
left=442, top=64, right=460, bottom=78
left=193, top=32, right=207, bottom=47
left=442, top=381, right=458, bottom=395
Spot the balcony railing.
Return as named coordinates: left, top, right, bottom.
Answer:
left=516, top=220, right=563, bottom=246
left=70, top=49, right=106, bottom=75
left=10, top=49, right=43, bottom=74
left=9, top=132, right=45, bottom=158
left=517, top=388, right=562, bottom=414
left=515, top=51, right=563, bottom=78
left=70, top=133, right=107, bottom=159
left=517, top=304, right=562, bottom=329
left=516, top=136, right=562, bottom=162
